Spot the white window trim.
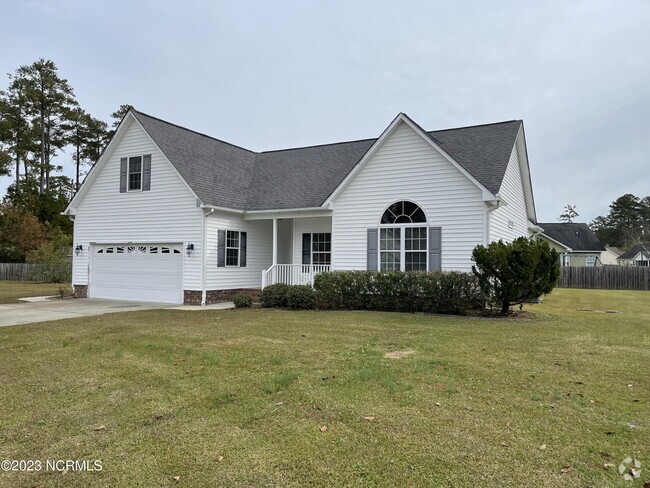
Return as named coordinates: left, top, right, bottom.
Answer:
left=378, top=223, right=429, bottom=272
left=585, top=255, right=596, bottom=267
left=127, top=155, right=144, bottom=192
left=307, top=232, right=331, bottom=266
left=225, top=230, right=240, bottom=267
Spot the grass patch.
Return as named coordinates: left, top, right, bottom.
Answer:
left=0, top=288, right=648, bottom=486
left=0, top=280, right=65, bottom=303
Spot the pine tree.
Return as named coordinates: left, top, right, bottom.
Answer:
left=107, top=104, right=133, bottom=139
left=63, top=107, right=108, bottom=189
left=558, top=204, right=579, bottom=223
left=12, top=59, right=78, bottom=195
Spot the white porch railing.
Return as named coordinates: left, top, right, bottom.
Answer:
left=262, top=264, right=330, bottom=288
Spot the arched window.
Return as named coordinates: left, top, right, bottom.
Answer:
left=379, top=201, right=428, bottom=272
left=381, top=200, right=427, bottom=224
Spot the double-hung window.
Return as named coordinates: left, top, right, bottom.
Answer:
left=226, top=230, right=240, bottom=266
left=128, top=156, right=142, bottom=191
left=217, top=229, right=247, bottom=268
left=120, top=154, right=151, bottom=193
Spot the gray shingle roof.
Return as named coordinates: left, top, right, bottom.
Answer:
left=132, top=110, right=522, bottom=211
left=617, top=243, right=650, bottom=260
left=538, top=223, right=606, bottom=251
left=132, top=111, right=255, bottom=210
left=427, top=121, right=522, bottom=195
left=249, top=139, right=376, bottom=210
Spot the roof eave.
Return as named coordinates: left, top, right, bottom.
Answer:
left=538, top=232, right=573, bottom=252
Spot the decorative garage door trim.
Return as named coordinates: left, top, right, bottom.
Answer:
left=95, top=244, right=182, bottom=254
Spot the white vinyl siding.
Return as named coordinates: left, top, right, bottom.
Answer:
left=206, top=212, right=272, bottom=289
left=490, top=142, right=529, bottom=242
left=71, top=118, right=203, bottom=290
left=331, top=121, right=485, bottom=273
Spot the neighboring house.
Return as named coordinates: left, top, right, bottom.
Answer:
left=601, top=247, right=622, bottom=265
left=537, top=223, right=606, bottom=266
left=617, top=243, right=650, bottom=266
left=64, top=109, right=538, bottom=304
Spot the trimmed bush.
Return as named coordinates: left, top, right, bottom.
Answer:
left=260, top=283, right=290, bottom=308
left=286, top=285, right=316, bottom=310
left=313, top=271, right=371, bottom=310
left=233, top=293, right=253, bottom=308
left=472, top=237, right=560, bottom=315
left=313, top=270, right=483, bottom=315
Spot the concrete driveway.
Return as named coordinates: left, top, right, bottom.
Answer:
left=0, top=298, right=173, bottom=327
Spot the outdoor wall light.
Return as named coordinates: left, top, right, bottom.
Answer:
left=75, top=244, right=83, bottom=256
left=186, top=243, right=194, bottom=257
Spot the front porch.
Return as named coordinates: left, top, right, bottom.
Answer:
left=244, top=210, right=332, bottom=288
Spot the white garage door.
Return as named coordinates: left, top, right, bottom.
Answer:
left=91, top=244, right=184, bottom=304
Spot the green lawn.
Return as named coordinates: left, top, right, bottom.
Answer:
left=0, top=281, right=65, bottom=304
left=0, top=289, right=648, bottom=487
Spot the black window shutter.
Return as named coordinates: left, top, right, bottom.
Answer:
left=428, top=227, right=442, bottom=271
left=119, top=157, right=127, bottom=193
left=142, top=154, right=152, bottom=191
left=367, top=229, right=378, bottom=271
left=217, top=230, right=226, bottom=267
left=302, top=233, right=311, bottom=265
left=240, top=232, right=247, bottom=267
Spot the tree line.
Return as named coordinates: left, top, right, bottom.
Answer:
left=589, top=194, right=650, bottom=249
left=0, top=58, right=130, bottom=262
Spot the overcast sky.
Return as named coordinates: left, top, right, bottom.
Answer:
left=1, top=0, right=648, bottom=222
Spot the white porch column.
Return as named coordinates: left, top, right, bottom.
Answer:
left=272, top=218, right=278, bottom=266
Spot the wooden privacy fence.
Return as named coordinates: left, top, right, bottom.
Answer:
left=558, top=266, right=650, bottom=290
left=0, top=262, right=71, bottom=282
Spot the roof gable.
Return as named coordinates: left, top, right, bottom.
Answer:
left=95, top=109, right=528, bottom=212
left=538, top=223, right=606, bottom=251
left=618, top=243, right=650, bottom=260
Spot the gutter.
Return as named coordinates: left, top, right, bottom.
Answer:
left=199, top=204, right=244, bottom=215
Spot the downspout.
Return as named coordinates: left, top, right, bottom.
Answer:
left=484, top=193, right=503, bottom=245
left=201, top=208, right=215, bottom=306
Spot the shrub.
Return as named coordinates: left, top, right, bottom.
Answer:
left=260, top=283, right=290, bottom=308
left=286, top=285, right=316, bottom=310
left=421, top=271, right=484, bottom=315
left=25, top=232, right=72, bottom=283
left=471, top=237, right=560, bottom=315
left=313, top=271, right=371, bottom=309
left=57, top=285, right=72, bottom=299
left=233, top=293, right=253, bottom=308
left=314, top=270, right=482, bottom=315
